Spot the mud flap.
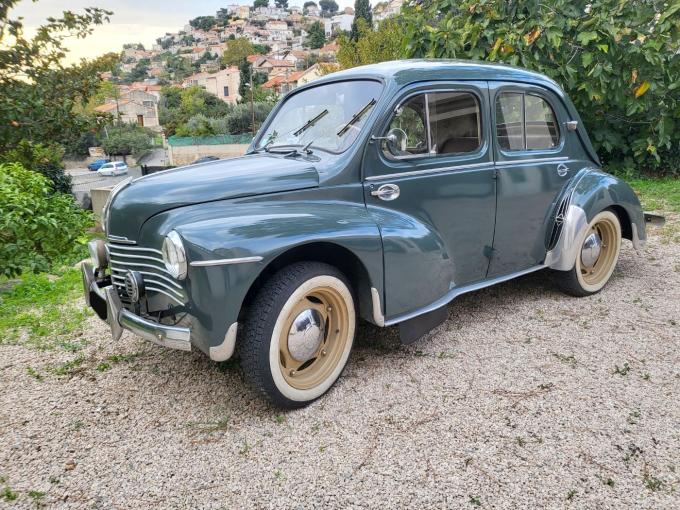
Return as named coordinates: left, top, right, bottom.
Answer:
left=398, top=306, right=448, bottom=345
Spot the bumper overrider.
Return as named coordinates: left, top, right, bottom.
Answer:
left=81, top=261, right=191, bottom=352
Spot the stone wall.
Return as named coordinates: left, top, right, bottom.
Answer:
left=167, top=143, right=249, bottom=166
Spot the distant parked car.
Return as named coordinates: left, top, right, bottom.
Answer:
left=191, top=156, right=220, bottom=165
left=97, top=161, right=128, bottom=176
left=87, top=158, right=110, bottom=171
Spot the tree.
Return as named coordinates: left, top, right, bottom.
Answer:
left=222, top=38, right=255, bottom=67
left=253, top=0, right=269, bottom=9
left=0, top=141, right=71, bottom=194
left=275, top=0, right=289, bottom=8
left=319, top=0, right=338, bottom=16
left=306, top=21, right=326, bottom=49
left=122, top=58, right=150, bottom=83
left=189, top=16, right=217, bottom=31
left=303, top=1, right=317, bottom=9
left=159, top=86, right=231, bottom=136
left=338, top=18, right=404, bottom=69
left=101, top=124, right=152, bottom=161
left=0, top=2, right=116, bottom=157
left=239, top=59, right=252, bottom=99
left=350, top=0, right=373, bottom=40
left=402, top=0, right=680, bottom=174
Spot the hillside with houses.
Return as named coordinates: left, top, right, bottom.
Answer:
left=93, top=0, right=403, bottom=135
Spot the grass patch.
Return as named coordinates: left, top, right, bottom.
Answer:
left=628, top=177, right=680, bottom=213
left=0, top=267, right=92, bottom=350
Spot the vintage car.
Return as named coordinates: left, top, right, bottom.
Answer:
left=82, top=60, right=658, bottom=408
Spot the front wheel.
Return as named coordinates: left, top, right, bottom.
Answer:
left=554, top=210, right=622, bottom=297
left=239, top=262, right=356, bottom=408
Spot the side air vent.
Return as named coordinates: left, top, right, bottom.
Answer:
left=547, top=192, right=571, bottom=250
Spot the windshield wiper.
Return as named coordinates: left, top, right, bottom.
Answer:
left=337, top=98, right=377, bottom=137
left=266, top=141, right=315, bottom=157
left=293, top=109, right=329, bottom=137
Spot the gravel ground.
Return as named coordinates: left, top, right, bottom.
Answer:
left=1, top=218, right=678, bottom=509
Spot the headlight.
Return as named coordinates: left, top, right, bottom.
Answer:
left=162, top=230, right=187, bottom=280
left=88, top=239, right=108, bottom=270
left=101, top=177, right=132, bottom=234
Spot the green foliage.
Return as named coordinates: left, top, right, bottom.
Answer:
left=101, top=124, right=153, bottom=158
left=222, top=37, right=256, bottom=68
left=121, top=58, right=150, bottom=84
left=0, top=140, right=72, bottom=194
left=351, top=0, right=373, bottom=40
left=401, top=0, right=680, bottom=175
left=239, top=59, right=253, bottom=98
left=0, top=267, right=92, bottom=349
left=338, top=18, right=405, bottom=69
left=159, top=85, right=232, bottom=136
left=189, top=16, right=217, bottom=31
left=628, top=177, right=680, bottom=213
left=225, top=103, right=275, bottom=134
left=0, top=163, right=93, bottom=278
left=275, top=0, right=289, bottom=8
left=319, top=0, right=339, bottom=15
left=0, top=3, right=117, bottom=155
left=306, top=21, right=326, bottom=49
left=254, top=0, right=269, bottom=8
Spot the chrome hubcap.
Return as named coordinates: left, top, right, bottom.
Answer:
left=581, top=232, right=602, bottom=269
left=287, top=308, right=325, bottom=362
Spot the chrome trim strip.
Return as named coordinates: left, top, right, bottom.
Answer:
left=364, top=161, right=492, bottom=182
left=110, top=259, right=172, bottom=275
left=110, top=269, right=183, bottom=290
left=494, top=156, right=568, bottom=166
left=209, top=322, right=238, bottom=361
left=113, top=278, right=184, bottom=300
left=544, top=204, right=588, bottom=271
left=145, top=287, right=186, bottom=306
left=384, top=265, right=546, bottom=326
left=108, top=251, right=165, bottom=264
left=107, top=235, right=136, bottom=245
left=190, top=256, right=263, bottom=267
left=106, top=244, right=163, bottom=256
left=371, top=287, right=385, bottom=327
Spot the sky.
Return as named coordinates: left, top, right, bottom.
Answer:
left=12, top=0, right=359, bottom=64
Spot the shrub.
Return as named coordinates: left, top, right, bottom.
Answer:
left=0, top=140, right=72, bottom=194
left=0, top=163, right=93, bottom=277
left=225, top=103, right=275, bottom=135
left=101, top=124, right=153, bottom=159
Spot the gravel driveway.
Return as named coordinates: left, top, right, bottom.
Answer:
left=1, top=218, right=678, bottom=509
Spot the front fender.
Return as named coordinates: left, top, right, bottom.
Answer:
left=144, top=198, right=383, bottom=356
left=545, top=168, right=645, bottom=271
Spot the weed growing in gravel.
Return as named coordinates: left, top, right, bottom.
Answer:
left=273, top=469, right=286, bottom=483
left=26, top=366, right=42, bottom=381
left=49, top=355, right=85, bottom=377
left=614, top=362, right=631, bottom=376
left=621, top=443, right=643, bottom=462
left=28, top=490, right=45, bottom=502
left=1, top=486, right=17, bottom=502
left=643, top=472, right=663, bottom=491
left=627, top=410, right=641, bottom=425
left=0, top=268, right=92, bottom=350
left=552, top=353, right=577, bottom=368
left=274, top=414, right=286, bottom=425
left=566, top=489, right=577, bottom=501
left=468, top=495, right=481, bottom=507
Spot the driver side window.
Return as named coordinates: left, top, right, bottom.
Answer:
left=383, top=95, right=428, bottom=157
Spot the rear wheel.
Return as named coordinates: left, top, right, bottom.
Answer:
left=555, top=210, right=622, bottom=297
left=239, top=262, right=356, bottom=408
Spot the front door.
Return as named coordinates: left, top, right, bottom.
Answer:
left=487, top=82, right=573, bottom=276
left=363, top=82, right=496, bottom=320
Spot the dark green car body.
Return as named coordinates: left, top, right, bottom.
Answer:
left=88, top=60, right=646, bottom=360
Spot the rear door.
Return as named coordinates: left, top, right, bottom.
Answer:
left=363, top=82, right=497, bottom=319
left=488, top=82, right=573, bottom=276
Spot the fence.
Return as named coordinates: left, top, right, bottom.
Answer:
left=166, top=135, right=253, bottom=166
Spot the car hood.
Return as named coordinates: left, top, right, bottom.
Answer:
left=106, top=154, right=320, bottom=240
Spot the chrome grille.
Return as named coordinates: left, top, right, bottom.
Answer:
left=107, top=242, right=187, bottom=306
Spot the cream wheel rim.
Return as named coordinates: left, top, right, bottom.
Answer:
left=269, top=275, right=355, bottom=400
left=576, top=211, right=621, bottom=292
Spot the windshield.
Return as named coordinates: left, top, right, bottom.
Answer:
left=256, top=80, right=383, bottom=154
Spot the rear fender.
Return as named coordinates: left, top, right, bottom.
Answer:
left=545, top=168, right=646, bottom=271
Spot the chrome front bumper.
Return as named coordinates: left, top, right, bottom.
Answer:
left=81, top=262, right=191, bottom=352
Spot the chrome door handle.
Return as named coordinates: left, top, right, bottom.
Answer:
left=370, top=183, right=400, bottom=201
left=556, top=163, right=569, bottom=177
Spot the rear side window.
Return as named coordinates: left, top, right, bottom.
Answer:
left=496, top=92, right=560, bottom=151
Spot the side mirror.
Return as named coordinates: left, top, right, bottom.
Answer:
left=372, top=128, right=408, bottom=156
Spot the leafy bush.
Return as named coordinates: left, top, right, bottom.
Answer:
left=225, top=103, right=275, bottom=135
left=342, top=0, right=680, bottom=175
left=0, top=163, right=93, bottom=277
left=101, top=124, right=153, bottom=159
left=0, top=140, right=72, bottom=194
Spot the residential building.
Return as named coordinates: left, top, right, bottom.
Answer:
left=324, top=14, right=354, bottom=37
left=94, top=89, right=160, bottom=130
left=181, top=67, right=241, bottom=104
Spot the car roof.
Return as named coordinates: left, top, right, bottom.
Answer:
left=312, top=59, right=561, bottom=90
